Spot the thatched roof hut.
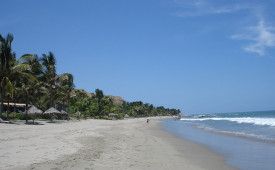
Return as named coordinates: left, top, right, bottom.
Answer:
left=27, top=106, right=43, bottom=115
left=124, top=114, right=129, bottom=118
left=44, top=107, right=61, bottom=121
left=44, top=107, right=61, bottom=114
left=27, top=106, right=43, bottom=123
left=60, top=110, right=68, bottom=115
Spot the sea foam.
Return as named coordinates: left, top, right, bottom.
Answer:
left=180, top=117, right=275, bottom=127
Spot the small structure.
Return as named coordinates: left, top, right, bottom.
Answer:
left=109, top=113, right=118, bottom=119
left=28, top=106, right=43, bottom=123
left=124, top=114, right=129, bottom=119
left=60, top=110, right=69, bottom=120
left=61, top=110, right=68, bottom=114
left=2, top=102, right=32, bottom=113
left=44, top=107, right=61, bottom=121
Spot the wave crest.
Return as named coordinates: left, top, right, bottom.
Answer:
left=180, top=117, right=275, bottom=127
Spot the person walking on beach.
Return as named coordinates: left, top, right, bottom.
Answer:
left=147, top=117, right=149, bottom=124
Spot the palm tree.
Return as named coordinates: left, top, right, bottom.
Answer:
left=41, top=52, right=57, bottom=108
left=0, top=34, right=15, bottom=118
left=56, top=73, right=74, bottom=113
left=95, top=89, right=104, bottom=116
left=20, top=56, right=40, bottom=123
left=94, top=89, right=113, bottom=117
left=41, top=52, right=75, bottom=115
left=0, top=34, right=34, bottom=118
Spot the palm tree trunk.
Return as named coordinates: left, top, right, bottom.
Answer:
left=62, top=99, right=65, bottom=111
left=50, top=84, right=53, bottom=122
left=13, top=94, right=16, bottom=120
left=25, top=94, right=29, bottom=123
left=0, top=76, right=7, bottom=118
left=7, top=100, right=10, bottom=120
left=0, top=88, right=4, bottom=118
left=33, top=114, right=35, bottom=124
left=68, top=96, right=71, bottom=113
left=50, top=85, right=53, bottom=107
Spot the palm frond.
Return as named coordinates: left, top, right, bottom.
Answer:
left=21, top=72, right=38, bottom=82
left=2, top=77, right=14, bottom=96
left=6, top=34, right=14, bottom=47
left=17, top=54, right=36, bottom=63
left=11, top=63, right=31, bottom=72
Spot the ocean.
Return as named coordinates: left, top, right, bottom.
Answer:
left=162, top=110, right=275, bottom=170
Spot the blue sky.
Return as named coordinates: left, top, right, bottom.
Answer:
left=1, top=0, right=275, bottom=114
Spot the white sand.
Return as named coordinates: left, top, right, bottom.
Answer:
left=0, top=118, right=237, bottom=170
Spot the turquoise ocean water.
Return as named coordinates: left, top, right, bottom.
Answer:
left=162, top=110, right=275, bottom=170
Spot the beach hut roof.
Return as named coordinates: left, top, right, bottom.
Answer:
left=75, top=111, right=81, bottom=115
left=60, top=110, right=68, bottom=114
left=124, top=114, right=129, bottom=118
left=44, top=107, right=61, bottom=114
left=109, top=113, right=118, bottom=116
left=28, top=106, right=43, bottom=115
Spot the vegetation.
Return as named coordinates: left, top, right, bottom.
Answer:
left=70, top=89, right=180, bottom=119
left=0, top=33, right=180, bottom=120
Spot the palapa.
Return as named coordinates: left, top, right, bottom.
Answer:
left=44, top=107, right=61, bottom=122
left=44, top=107, right=61, bottom=114
left=27, top=106, right=43, bottom=124
left=27, top=106, right=43, bottom=115
left=61, top=110, right=68, bottom=115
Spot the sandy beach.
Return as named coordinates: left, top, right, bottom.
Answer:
left=0, top=118, right=236, bottom=170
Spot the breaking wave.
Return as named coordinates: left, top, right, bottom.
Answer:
left=180, top=117, right=275, bottom=127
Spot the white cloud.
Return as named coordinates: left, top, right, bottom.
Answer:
left=231, top=19, right=275, bottom=56
left=171, top=0, right=275, bottom=56
left=172, top=0, right=248, bottom=17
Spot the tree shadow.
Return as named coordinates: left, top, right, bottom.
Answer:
left=24, top=122, right=45, bottom=125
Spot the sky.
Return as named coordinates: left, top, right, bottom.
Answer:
left=1, top=0, right=275, bottom=114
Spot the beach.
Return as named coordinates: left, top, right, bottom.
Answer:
left=0, top=118, right=236, bottom=170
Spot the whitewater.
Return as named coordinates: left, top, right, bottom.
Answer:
left=180, top=117, right=275, bottom=127
left=180, top=110, right=275, bottom=142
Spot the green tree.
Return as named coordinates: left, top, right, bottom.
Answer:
left=0, top=34, right=15, bottom=117
left=56, top=73, right=74, bottom=113
left=0, top=34, right=34, bottom=118
left=41, top=52, right=57, bottom=108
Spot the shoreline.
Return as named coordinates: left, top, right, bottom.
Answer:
left=1, top=118, right=237, bottom=170
left=163, top=119, right=275, bottom=170
left=150, top=119, right=237, bottom=170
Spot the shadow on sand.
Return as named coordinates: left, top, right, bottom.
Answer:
left=24, top=122, right=45, bottom=125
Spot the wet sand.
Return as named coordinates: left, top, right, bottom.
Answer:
left=0, top=118, right=237, bottom=170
